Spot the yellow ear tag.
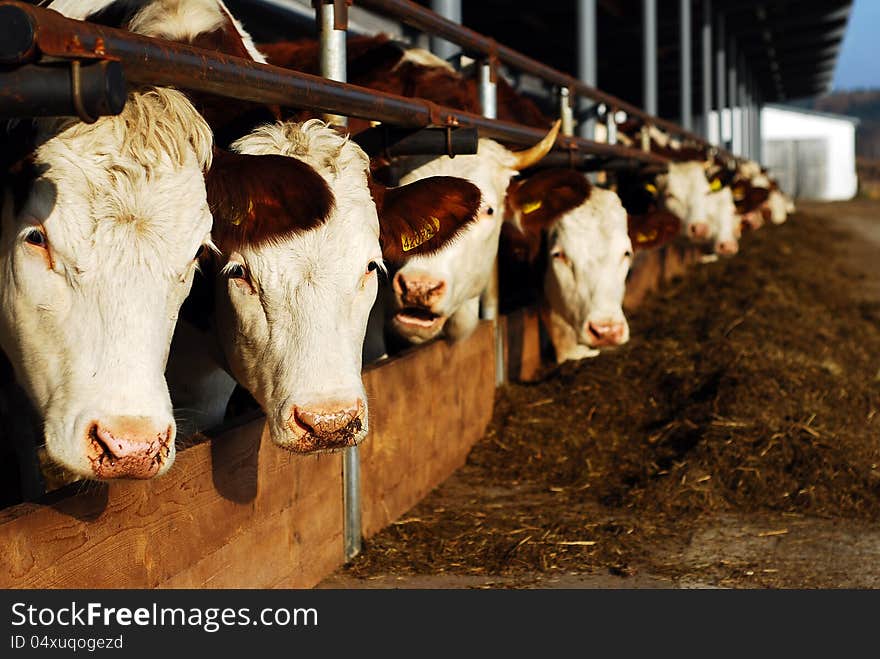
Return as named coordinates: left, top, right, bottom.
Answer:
left=401, top=216, right=441, bottom=252
left=233, top=199, right=256, bottom=226
left=710, top=178, right=722, bottom=191
left=521, top=199, right=543, bottom=215
left=733, top=186, right=746, bottom=201
left=644, top=183, right=657, bottom=195
left=636, top=229, right=658, bottom=244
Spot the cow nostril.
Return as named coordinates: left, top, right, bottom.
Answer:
left=588, top=323, right=604, bottom=340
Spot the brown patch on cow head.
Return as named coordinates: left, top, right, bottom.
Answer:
left=370, top=175, right=481, bottom=263
left=627, top=210, right=681, bottom=250
left=505, top=169, right=591, bottom=261
left=206, top=149, right=334, bottom=253
left=732, top=180, right=771, bottom=214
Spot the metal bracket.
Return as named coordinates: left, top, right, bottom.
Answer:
left=70, top=59, right=98, bottom=123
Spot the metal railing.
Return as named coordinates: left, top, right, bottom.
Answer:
left=0, top=2, right=666, bottom=168
left=355, top=0, right=737, bottom=161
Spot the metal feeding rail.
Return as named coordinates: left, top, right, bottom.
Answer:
left=0, top=2, right=665, bottom=168
left=355, top=0, right=736, bottom=161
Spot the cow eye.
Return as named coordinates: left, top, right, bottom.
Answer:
left=24, top=228, right=47, bottom=248
left=227, top=263, right=246, bottom=279
left=624, top=250, right=633, bottom=259
left=367, top=260, right=379, bottom=273
left=551, top=249, right=567, bottom=261
left=194, top=245, right=207, bottom=260
left=486, top=206, right=495, bottom=216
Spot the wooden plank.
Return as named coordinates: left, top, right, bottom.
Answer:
left=359, top=321, right=496, bottom=538
left=158, top=444, right=343, bottom=589
left=624, top=247, right=663, bottom=311
left=0, top=419, right=343, bottom=588
left=505, top=307, right=544, bottom=383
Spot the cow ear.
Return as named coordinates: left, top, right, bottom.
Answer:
left=627, top=210, right=681, bottom=251
left=205, top=149, right=334, bottom=252
left=507, top=169, right=591, bottom=231
left=374, top=176, right=481, bottom=262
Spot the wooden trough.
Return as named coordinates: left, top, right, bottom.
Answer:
left=0, top=323, right=496, bottom=588
left=0, top=236, right=699, bottom=589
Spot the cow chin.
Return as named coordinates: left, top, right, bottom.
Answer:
left=390, top=309, right=448, bottom=344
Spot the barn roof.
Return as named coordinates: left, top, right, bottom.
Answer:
left=456, top=0, right=852, bottom=116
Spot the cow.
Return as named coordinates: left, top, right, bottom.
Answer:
left=170, top=120, right=481, bottom=450
left=69, top=0, right=484, bottom=453
left=502, top=169, right=679, bottom=363
left=386, top=125, right=560, bottom=345
left=1, top=87, right=214, bottom=482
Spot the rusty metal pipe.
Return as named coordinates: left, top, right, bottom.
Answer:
left=352, top=125, right=478, bottom=157
left=0, top=60, right=125, bottom=120
left=0, top=2, right=664, bottom=166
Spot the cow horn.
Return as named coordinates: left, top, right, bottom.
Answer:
left=511, top=120, right=561, bottom=171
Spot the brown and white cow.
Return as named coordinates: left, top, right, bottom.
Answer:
left=502, top=170, right=678, bottom=363
left=74, top=0, right=483, bottom=453
left=1, top=87, right=214, bottom=481
left=386, top=127, right=559, bottom=344
left=175, top=120, right=480, bottom=450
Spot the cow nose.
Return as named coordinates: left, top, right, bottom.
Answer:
left=286, top=399, right=366, bottom=453
left=716, top=240, right=739, bottom=256
left=87, top=416, right=173, bottom=479
left=688, top=222, right=710, bottom=240
left=586, top=320, right=627, bottom=347
left=393, top=272, right=446, bottom=308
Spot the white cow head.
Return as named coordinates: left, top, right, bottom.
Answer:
left=0, top=88, right=213, bottom=479
left=656, top=161, right=712, bottom=242
left=767, top=187, right=788, bottom=224
left=506, top=170, right=634, bottom=352
left=203, top=120, right=480, bottom=452
left=706, top=186, right=740, bottom=256
left=388, top=122, right=560, bottom=344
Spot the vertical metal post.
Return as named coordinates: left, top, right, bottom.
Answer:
left=477, top=58, right=503, bottom=386
left=679, top=0, right=693, bottom=130
left=727, top=37, right=737, bottom=153
left=606, top=109, right=619, bottom=145
left=756, top=88, right=763, bottom=163
left=643, top=0, right=658, bottom=116
left=738, top=55, right=746, bottom=158
left=478, top=60, right=497, bottom=119
left=577, top=0, right=597, bottom=140
left=559, top=86, right=574, bottom=137
left=316, top=0, right=360, bottom=563
left=430, top=0, right=461, bottom=62
left=700, top=0, right=712, bottom=139
left=715, top=12, right=726, bottom=147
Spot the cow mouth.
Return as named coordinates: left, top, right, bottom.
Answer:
left=395, top=307, right=444, bottom=328
left=87, top=425, right=170, bottom=480
left=278, top=417, right=366, bottom=454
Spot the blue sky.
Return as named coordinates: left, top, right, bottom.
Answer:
left=832, top=0, right=880, bottom=90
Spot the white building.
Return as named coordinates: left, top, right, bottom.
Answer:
left=759, top=105, right=859, bottom=201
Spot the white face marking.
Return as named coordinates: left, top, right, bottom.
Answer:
left=544, top=188, right=632, bottom=347
left=658, top=161, right=711, bottom=238
left=216, top=121, right=380, bottom=447
left=390, top=139, right=518, bottom=343
left=0, top=88, right=213, bottom=478
left=706, top=186, right=740, bottom=254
